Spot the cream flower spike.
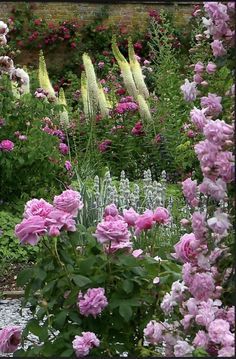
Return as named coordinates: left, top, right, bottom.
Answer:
left=128, top=37, right=149, bottom=99
left=58, top=88, right=69, bottom=125
left=112, top=35, right=138, bottom=99
left=81, top=71, right=92, bottom=119
left=82, top=53, right=99, bottom=111
left=137, top=94, right=152, bottom=121
left=98, top=83, right=110, bottom=118
left=38, top=50, right=56, bottom=99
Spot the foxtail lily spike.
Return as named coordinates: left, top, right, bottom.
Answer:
left=82, top=53, right=99, bottom=112
left=128, top=37, right=149, bottom=99
left=137, top=94, right=152, bottom=121
left=38, top=50, right=56, bottom=98
left=81, top=71, right=92, bottom=119
left=58, top=88, right=69, bottom=125
left=98, top=83, right=110, bottom=118
left=112, top=35, right=138, bottom=99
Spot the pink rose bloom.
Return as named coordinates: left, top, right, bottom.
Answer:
left=195, top=299, right=219, bottom=327
left=78, top=287, right=108, bottom=318
left=45, top=208, right=76, bottom=233
left=23, top=198, right=53, bottom=218
left=174, top=340, right=194, bottom=357
left=200, top=93, right=222, bottom=117
left=192, top=212, right=207, bottom=241
left=207, top=210, right=231, bottom=237
left=98, top=140, right=112, bottom=153
left=144, top=320, right=164, bottom=345
left=203, top=119, right=233, bottom=146
left=94, top=218, right=130, bottom=244
left=218, top=346, right=235, bottom=357
left=211, top=40, right=227, bottom=57
left=134, top=209, right=155, bottom=235
left=194, top=61, right=204, bottom=73
left=153, top=207, right=170, bottom=224
left=15, top=215, right=47, bottom=245
left=104, top=204, right=118, bottom=217
left=193, top=73, right=203, bottom=84
left=208, top=319, right=231, bottom=344
left=216, top=151, right=234, bottom=183
left=206, top=62, right=217, bottom=74
left=194, top=140, right=219, bottom=175
left=193, top=330, right=209, bottom=349
left=182, top=178, right=199, bottom=207
left=182, top=262, right=194, bottom=286
left=131, top=121, right=144, bottom=136
left=123, top=208, right=139, bottom=226
left=226, top=307, right=235, bottom=327
left=181, top=314, right=194, bottom=330
left=185, top=297, right=198, bottom=316
left=0, top=139, right=14, bottom=152
left=59, top=143, right=69, bottom=155
left=180, top=79, right=197, bottom=102
left=132, top=249, right=143, bottom=258
left=190, top=107, right=207, bottom=131
left=199, top=177, right=227, bottom=201
left=72, top=332, right=100, bottom=357
left=160, top=292, right=176, bottom=314
left=204, top=2, right=229, bottom=22
left=65, top=160, right=72, bottom=171
left=53, top=189, right=83, bottom=217
left=18, top=135, right=27, bottom=141
left=98, top=61, right=105, bottom=69
left=106, top=239, right=133, bottom=253
left=0, top=326, right=21, bottom=353
left=189, top=272, right=215, bottom=301
left=0, top=21, right=9, bottom=36
left=180, top=218, right=190, bottom=227
left=173, top=233, right=198, bottom=263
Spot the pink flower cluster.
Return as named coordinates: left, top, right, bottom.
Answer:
left=0, top=326, right=21, bottom=354
left=78, top=287, right=108, bottom=318
left=131, top=121, right=145, bottom=136
left=115, top=100, right=138, bottom=114
left=72, top=332, right=100, bottom=357
left=0, top=139, right=14, bottom=152
left=15, top=190, right=83, bottom=245
left=98, top=139, right=112, bottom=153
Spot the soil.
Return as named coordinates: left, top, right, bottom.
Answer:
left=0, top=262, right=31, bottom=292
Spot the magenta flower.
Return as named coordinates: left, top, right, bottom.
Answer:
left=15, top=215, right=47, bottom=245
left=72, top=332, right=100, bottom=357
left=98, top=140, right=112, bottom=153
left=0, top=326, right=21, bottom=353
left=104, top=204, right=118, bottom=217
left=0, top=139, right=14, bottom=152
left=23, top=198, right=53, bottom=218
left=134, top=209, right=155, bottom=235
left=59, top=143, right=69, bottom=155
left=131, top=121, right=144, bottom=136
left=53, top=189, right=83, bottom=217
left=78, top=287, right=108, bottom=318
left=65, top=160, right=72, bottom=171
left=115, top=101, right=138, bottom=114
left=153, top=207, right=170, bottom=224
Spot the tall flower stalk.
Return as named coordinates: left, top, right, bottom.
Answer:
left=38, top=50, right=56, bottom=99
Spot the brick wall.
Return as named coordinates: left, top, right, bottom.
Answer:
left=0, top=2, right=194, bottom=28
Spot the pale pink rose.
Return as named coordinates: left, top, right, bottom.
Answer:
left=153, top=207, right=170, bottom=224
left=94, top=218, right=130, bottom=244
left=180, top=218, right=190, bottom=227
left=181, top=314, right=194, bottom=329
left=104, top=204, right=118, bottom=217
left=193, top=330, right=209, bottom=349
left=0, top=21, right=9, bottom=36
left=134, top=209, right=155, bottom=235
left=160, top=293, right=177, bottom=314
left=194, top=140, right=219, bottom=176
left=78, top=287, right=108, bottom=318
left=193, top=73, right=203, bottom=84
left=208, top=319, right=231, bottom=344
left=45, top=209, right=76, bottom=233
left=0, top=326, right=21, bottom=353
left=123, top=208, right=139, bottom=226
left=180, top=79, right=198, bottom=102
left=53, top=189, right=83, bottom=217
left=105, top=239, right=133, bottom=253
left=218, top=346, right=235, bottom=357
left=185, top=297, right=198, bottom=315
left=189, top=272, right=215, bottom=301
left=173, top=233, right=199, bottom=263
left=226, top=307, right=235, bottom=327
left=23, top=198, right=53, bottom=218
left=194, top=61, right=204, bottom=73
left=203, top=119, right=233, bottom=146
left=199, top=177, right=227, bottom=201
left=0, top=139, right=14, bottom=152
left=192, top=212, right=207, bottom=241
left=215, top=151, right=234, bottom=183
left=174, top=340, right=194, bottom=357
left=211, top=40, right=227, bottom=57
left=144, top=320, right=164, bottom=345
left=182, top=262, right=194, bottom=286
left=15, top=216, right=47, bottom=245
left=48, top=225, right=60, bottom=237
left=195, top=299, right=219, bottom=327
left=132, top=249, right=143, bottom=258
left=72, top=332, right=100, bottom=357
left=200, top=93, right=222, bottom=116
left=221, top=333, right=235, bottom=347
left=190, top=107, right=207, bottom=131
left=182, top=178, right=199, bottom=207
left=207, top=210, right=231, bottom=237
left=171, top=280, right=187, bottom=302
left=206, top=62, right=217, bottom=74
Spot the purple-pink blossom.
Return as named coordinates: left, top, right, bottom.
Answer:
left=173, top=233, right=199, bottom=263
left=59, top=143, right=69, bottom=155
left=189, top=272, right=215, bottom=301
left=207, top=210, right=231, bottom=237
left=123, top=207, right=139, bottom=226
left=45, top=208, right=76, bottom=233
left=134, top=209, right=155, bottom=235
left=203, top=119, right=233, bottom=146
left=72, top=332, right=100, bottom=357
left=182, top=178, right=199, bottom=207
left=211, top=39, right=227, bottom=57
left=0, top=139, right=14, bottom=152
left=23, top=198, right=53, bottom=218
left=208, top=319, right=231, bottom=344
left=15, top=215, right=47, bottom=245
left=190, top=107, right=207, bottom=131
left=78, top=287, right=108, bottom=318
left=153, top=207, right=170, bottom=224
left=206, top=62, right=217, bottom=74
left=94, top=218, right=130, bottom=244
left=98, top=140, right=112, bottom=153
left=180, top=79, right=197, bottom=102
left=192, top=212, right=207, bottom=241
left=200, top=93, right=222, bottom=117
left=144, top=320, right=164, bottom=345
left=53, top=189, right=83, bottom=217
left=0, top=326, right=21, bottom=353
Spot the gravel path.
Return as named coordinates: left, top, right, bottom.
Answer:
left=0, top=299, right=35, bottom=357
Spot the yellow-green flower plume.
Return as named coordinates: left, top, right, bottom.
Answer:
left=98, top=83, right=110, bottom=118
left=128, top=37, right=149, bottom=99
left=82, top=53, right=99, bottom=112
left=112, top=35, right=138, bottom=99
left=38, top=50, right=56, bottom=98
left=81, top=71, right=92, bottom=119
left=137, top=94, right=152, bottom=121
left=58, top=87, right=69, bottom=125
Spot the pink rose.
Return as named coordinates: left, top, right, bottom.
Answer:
left=15, top=215, right=47, bottom=245
left=78, top=287, right=108, bottom=318
left=206, top=62, right=217, bottom=74
left=23, top=198, right=53, bottom=218
left=59, top=143, right=69, bottom=155
left=94, top=218, right=130, bottom=244
left=65, top=160, right=72, bottom=171
left=134, top=209, right=155, bottom=235
left=208, top=319, right=231, bottom=344
left=211, top=40, right=227, bottom=57
left=0, top=326, right=21, bottom=353
left=0, top=139, right=14, bottom=152
left=174, top=340, right=194, bottom=357
left=189, top=272, right=215, bottom=301
left=72, top=332, right=100, bottom=357
left=193, top=330, right=209, bottom=349
left=153, top=207, right=170, bottom=224
left=45, top=209, right=76, bottom=233
left=53, top=189, right=83, bottom=217
left=173, top=233, right=199, bottom=263
left=194, top=61, right=204, bottom=73
left=123, top=207, right=139, bottom=226
left=144, top=320, right=164, bottom=345
left=182, top=178, right=199, bottom=207
left=132, top=249, right=143, bottom=258
left=104, top=204, right=118, bottom=217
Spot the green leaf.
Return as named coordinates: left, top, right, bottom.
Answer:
left=17, top=268, right=34, bottom=286
left=119, top=303, right=132, bottom=322
left=53, top=310, right=68, bottom=329
left=122, top=279, right=134, bottom=294
left=72, top=275, right=92, bottom=287
left=27, top=319, right=48, bottom=341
